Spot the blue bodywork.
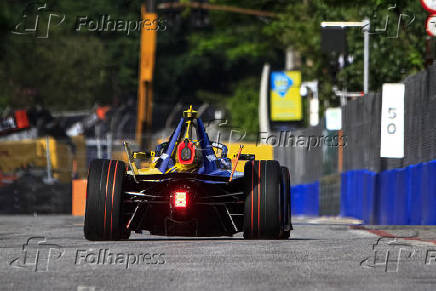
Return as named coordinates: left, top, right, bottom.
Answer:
left=156, top=117, right=243, bottom=180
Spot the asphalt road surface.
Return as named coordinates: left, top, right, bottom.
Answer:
left=1, top=215, right=436, bottom=291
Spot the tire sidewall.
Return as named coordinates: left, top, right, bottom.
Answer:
left=84, top=159, right=126, bottom=241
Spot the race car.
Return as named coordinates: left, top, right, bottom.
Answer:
left=84, top=106, right=292, bottom=240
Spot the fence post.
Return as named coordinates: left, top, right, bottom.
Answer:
left=43, top=136, right=55, bottom=185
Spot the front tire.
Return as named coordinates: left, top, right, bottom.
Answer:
left=84, top=159, right=129, bottom=241
left=243, top=160, right=283, bottom=239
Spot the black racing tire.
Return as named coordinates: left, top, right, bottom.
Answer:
left=279, top=166, right=291, bottom=239
left=243, top=160, right=283, bottom=239
left=84, top=159, right=129, bottom=241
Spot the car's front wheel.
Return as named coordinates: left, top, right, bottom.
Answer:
left=84, top=159, right=129, bottom=241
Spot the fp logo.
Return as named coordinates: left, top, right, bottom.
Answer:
left=12, top=2, right=66, bottom=38
left=368, top=3, right=415, bottom=38
left=9, top=237, right=64, bottom=272
left=360, top=237, right=416, bottom=272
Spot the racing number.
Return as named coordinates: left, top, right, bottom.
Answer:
left=387, top=107, right=397, bottom=134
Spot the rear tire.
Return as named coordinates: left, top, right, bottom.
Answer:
left=243, top=160, right=283, bottom=239
left=279, top=166, right=291, bottom=239
left=84, top=159, right=129, bottom=241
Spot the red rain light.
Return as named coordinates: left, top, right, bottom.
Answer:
left=174, top=191, right=187, bottom=208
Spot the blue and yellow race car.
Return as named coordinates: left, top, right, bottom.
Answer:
left=84, top=106, right=292, bottom=240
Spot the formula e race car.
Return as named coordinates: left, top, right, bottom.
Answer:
left=84, top=106, right=292, bottom=240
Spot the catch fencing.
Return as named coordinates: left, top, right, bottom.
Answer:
left=276, top=63, right=436, bottom=182
left=343, top=64, right=436, bottom=172
left=273, top=124, right=324, bottom=185
left=275, top=63, right=436, bottom=220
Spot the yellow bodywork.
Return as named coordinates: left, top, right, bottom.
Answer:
left=227, top=143, right=273, bottom=172
left=114, top=142, right=273, bottom=176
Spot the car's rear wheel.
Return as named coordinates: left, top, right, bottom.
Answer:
left=279, top=166, right=291, bottom=239
left=243, top=160, right=283, bottom=239
left=84, top=159, right=129, bottom=241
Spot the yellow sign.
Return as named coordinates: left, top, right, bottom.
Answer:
left=270, top=71, right=302, bottom=121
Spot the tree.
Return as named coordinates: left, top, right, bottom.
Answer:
left=265, top=0, right=428, bottom=107
left=0, top=0, right=430, bottom=129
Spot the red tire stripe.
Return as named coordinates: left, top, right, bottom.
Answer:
left=110, top=161, right=119, bottom=235
left=257, top=161, right=261, bottom=236
left=250, top=160, right=254, bottom=234
left=104, top=160, right=112, bottom=236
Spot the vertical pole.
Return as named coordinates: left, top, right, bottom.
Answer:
left=95, top=127, right=102, bottom=159
left=285, top=47, right=293, bottom=71
left=363, top=18, right=370, bottom=95
left=259, top=63, right=270, bottom=142
left=44, top=136, right=55, bottom=184
left=107, top=133, right=112, bottom=159
left=136, top=4, right=157, bottom=149
left=136, top=79, right=146, bottom=146
left=96, top=138, right=102, bottom=159
left=145, top=82, right=153, bottom=145
left=338, top=129, right=343, bottom=173
left=425, top=36, right=434, bottom=67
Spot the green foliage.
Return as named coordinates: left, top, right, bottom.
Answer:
left=226, top=77, right=259, bottom=136
left=265, top=0, right=428, bottom=106
left=0, top=0, right=143, bottom=110
left=0, top=0, right=430, bottom=128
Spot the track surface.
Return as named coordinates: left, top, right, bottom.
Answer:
left=1, top=215, right=436, bottom=290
